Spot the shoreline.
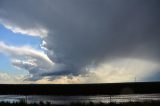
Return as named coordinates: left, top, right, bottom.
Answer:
left=0, top=100, right=160, bottom=106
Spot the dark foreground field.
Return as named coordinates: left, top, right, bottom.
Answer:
left=0, top=101, right=160, bottom=106
left=0, top=82, right=160, bottom=95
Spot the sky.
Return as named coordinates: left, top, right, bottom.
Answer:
left=0, top=0, right=160, bottom=84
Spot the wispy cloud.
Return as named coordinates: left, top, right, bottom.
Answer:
left=0, top=42, right=53, bottom=65
left=0, top=42, right=54, bottom=81
left=1, top=22, right=48, bottom=38
left=0, top=72, right=24, bottom=84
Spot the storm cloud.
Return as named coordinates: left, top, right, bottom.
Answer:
left=0, top=0, right=160, bottom=82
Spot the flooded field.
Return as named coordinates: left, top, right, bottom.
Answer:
left=0, top=94, right=160, bottom=104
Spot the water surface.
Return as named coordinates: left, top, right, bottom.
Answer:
left=0, top=94, right=159, bottom=104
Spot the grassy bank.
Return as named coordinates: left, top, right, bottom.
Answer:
left=0, top=101, right=160, bottom=106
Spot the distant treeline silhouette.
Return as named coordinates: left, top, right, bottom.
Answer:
left=0, top=82, right=160, bottom=95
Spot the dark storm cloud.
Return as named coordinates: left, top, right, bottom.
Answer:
left=0, top=0, right=160, bottom=80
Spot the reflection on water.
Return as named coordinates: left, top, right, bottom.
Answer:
left=0, top=94, right=160, bottom=104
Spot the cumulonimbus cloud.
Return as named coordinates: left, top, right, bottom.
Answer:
left=0, top=0, right=160, bottom=82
